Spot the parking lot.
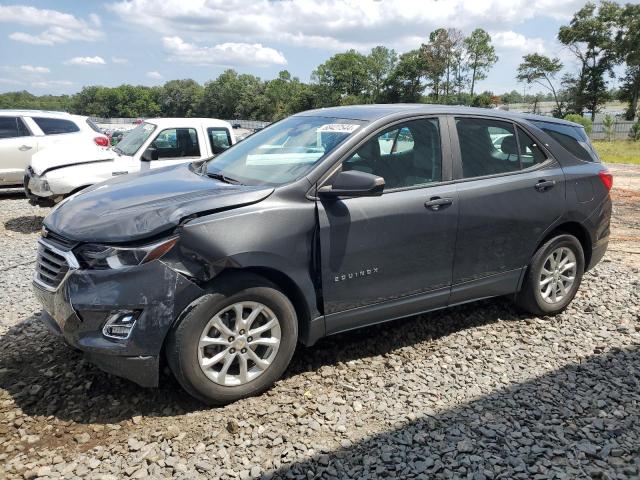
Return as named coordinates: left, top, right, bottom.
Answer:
left=0, top=164, right=638, bottom=479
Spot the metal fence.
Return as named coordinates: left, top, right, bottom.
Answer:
left=590, top=120, right=635, bottom=140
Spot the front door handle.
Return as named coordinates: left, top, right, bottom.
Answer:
left=19, top=145, right=33, bottom=151
left=425, top=197, right=453, bottom=211
left=535, top=179, right=556, bottom=192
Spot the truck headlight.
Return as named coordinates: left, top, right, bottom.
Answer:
left=75, top=237, right=178, bottom=270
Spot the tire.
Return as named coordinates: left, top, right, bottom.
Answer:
left=515, top=234, right=585, bottom=316
left=166, top=274, right=298, bottom=405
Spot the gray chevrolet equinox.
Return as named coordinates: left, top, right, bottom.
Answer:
left=34, top=105, right=612, bottom=404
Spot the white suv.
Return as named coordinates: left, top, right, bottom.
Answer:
left=0, top=110, right=109, bottom=187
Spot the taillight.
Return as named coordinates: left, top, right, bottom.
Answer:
left=94, top=136, right=109, bottom=147
left=598, top=169, right=613, bottom=191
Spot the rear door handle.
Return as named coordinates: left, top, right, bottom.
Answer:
left=535, top=179, right=555, bottom=192
left=425, top=197, right=453, bottom=211
left=19, top=145, right=33, bottom=151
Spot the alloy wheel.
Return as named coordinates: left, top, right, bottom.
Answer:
left=539, top=247, right=577, bottom=304
left=198, top=301, right=281, bottom=386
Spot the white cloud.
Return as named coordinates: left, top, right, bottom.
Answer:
left=162, top=36, right=287, bottom=67
left=64, top=56, right=106, bottom=66
left=146, top=71, right=163, bottom=79
left=110, top=0, right=589, bottom=53
left=0, top=5, right=102, bottom=45
left=20, top=65, right=50, bottom=74
left=112, top=57, right=129, bottom=64
left=0, top=78, right=21, bottom=85
left=31, top=80, right=74, bottom=88
left=491, top=31, right=546, bottom=54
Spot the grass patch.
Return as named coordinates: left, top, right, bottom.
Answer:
left=593, top=140, right=640, bottom=165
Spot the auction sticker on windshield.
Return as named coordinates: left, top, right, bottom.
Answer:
left=316, top=124, right=361, bottom=133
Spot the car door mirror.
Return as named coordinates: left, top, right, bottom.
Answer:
left=318, top=170, right=385, bottom=199
left=141, top=147, right=158, bottom=161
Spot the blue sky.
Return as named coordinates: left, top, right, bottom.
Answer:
left=0, top=0, right=634, bottom=96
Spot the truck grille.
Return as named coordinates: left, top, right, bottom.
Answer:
left=34, top=239, right=78, bottom=291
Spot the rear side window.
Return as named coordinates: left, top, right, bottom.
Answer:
left=530, top=121, right=599, bottom=162
left=456, top=118, right=520, bottom=178
left=152, top=128, right=201, bottom=159
left=32, top=117, right=80, bottom=135
left=208, top=127, right=232, bottom=154
left=0, top=116, right=30, bottom=139
left=516, top=127, right=547, bottom=167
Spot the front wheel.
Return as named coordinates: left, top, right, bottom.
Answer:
left=166, top=276, right=298, bottom=405
left=515, top=234, right=585, bottom=316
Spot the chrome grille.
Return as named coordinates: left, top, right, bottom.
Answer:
left=34, top=239, right=78, bottom=291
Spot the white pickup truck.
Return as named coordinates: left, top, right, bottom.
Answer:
left=25, top=118, right=235, bottom=204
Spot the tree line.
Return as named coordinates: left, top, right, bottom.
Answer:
left=0, top=1, right=637, bottom=122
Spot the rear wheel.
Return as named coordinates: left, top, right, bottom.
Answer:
left=515, top=234, right=584, bottom=316
left=166, top=275, right=297, bottom=405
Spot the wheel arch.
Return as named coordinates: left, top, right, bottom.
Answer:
left=518, top=220, right=592, bottom=292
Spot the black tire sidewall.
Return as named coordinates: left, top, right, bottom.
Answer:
left=528, top=234, right=585, bottom=314
left=168, top=285, right=297, bottom=405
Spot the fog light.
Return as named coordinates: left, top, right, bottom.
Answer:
left=102, top=311, right=137, bottom=339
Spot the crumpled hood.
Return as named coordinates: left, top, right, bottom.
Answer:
left=44, top=163, right=274, bottom=243
left=31, top=143, right=115, bottom=175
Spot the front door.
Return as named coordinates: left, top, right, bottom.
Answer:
left=318, top=117, right=458, bottom=333
left=450, top=116, right=565, bottom=299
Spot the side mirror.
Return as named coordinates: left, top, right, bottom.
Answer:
left=318, top=170, right=385, bottom=199
left=141, top=147, right=158, bottom=161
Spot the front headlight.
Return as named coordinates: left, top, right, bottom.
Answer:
left=75, top=237, right=178, bottom=270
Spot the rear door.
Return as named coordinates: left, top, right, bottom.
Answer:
left=318, top=117, right=458, bottom=333
left=0, top=115, right=36, bottom=185
left=449, top=116, right=565, bottom=302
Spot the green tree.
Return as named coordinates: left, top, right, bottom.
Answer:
left=464, top=28, right=498, bottom=97
left=367, top=46, right=397, bottom=102
left=616, top=3, right=640, bottom=120
left=382, top=50, right=425, bottom=103
left=312, top=50, right=371, bottom=104
left=159, top=79, right=203, bottom=117
left=558, top=1, right=621, bottom=120
left=201, top=70, right=266, bottom=119
left=420, top=29, right=449, bottom=100
left=602, top=114, right=615, bottom=141
left=517, top=53, right=565, bottom=117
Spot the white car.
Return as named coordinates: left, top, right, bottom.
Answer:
left=0, top=110, right=109, bottom=187
left=25, top=118, right=235, bottom=204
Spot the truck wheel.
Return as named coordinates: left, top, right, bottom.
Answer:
left=166, top=275, right=298, bottom=405
left=515, top=234, right=584, bottom=316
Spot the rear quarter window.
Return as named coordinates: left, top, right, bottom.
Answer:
left=531, top=121, right=599, bottom=163
left=32, top=117, right=80, bottom=135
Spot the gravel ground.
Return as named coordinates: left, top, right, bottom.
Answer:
left=0, top=166, right=639, bottom=479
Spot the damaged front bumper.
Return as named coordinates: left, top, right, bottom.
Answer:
left=33, top=244, right=205, bottom=388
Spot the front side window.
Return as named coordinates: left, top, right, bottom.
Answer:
left=208, top=127, right=232, bottom=154
left=206, top=116, right=365, bottom=186
left=0, top=116, right=30, bottom=139
left=151, top=128, right=201, bottom=159
left=113, top=122, right=156, bottom=156
left=32, top=117, right=80, bottom=135
left=343, top=118, right=442, bottom=189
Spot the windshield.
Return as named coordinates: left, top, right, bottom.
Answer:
left=206, top=116, right=366, bottom=185
left=114, top=122, right=156, bottom=156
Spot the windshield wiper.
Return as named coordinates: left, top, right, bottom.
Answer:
left=112, top=146, right=124, bottom=156
left=206, top=171, right=243, bottom=185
